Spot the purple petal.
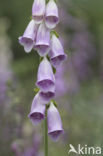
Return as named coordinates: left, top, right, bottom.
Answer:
left=28, top=93, right=46, bottom=125
left=50, top=54, right=67, bottom=68
left=45, top=0, right=59, bottom=29
left=19, top=20, right=38, bottom=52
left=35, top=23, right=50, bottom=56
left=47, top=102, right=64, bottom=141
left=49, top=130, right=63, bottom=141
left=19, top=37, right=33, bottom=53
left=49, top=34, right=67, bottom=68
left=32, top=0, right=45, bottom=24
left=36, top=57, right=55, bottom=92
left=40, top=90, right=55, bottom=102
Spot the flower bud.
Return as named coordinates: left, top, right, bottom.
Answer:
left=45, top=0, right=59, bottom=29
left=35, top=23, right=50, bottom=56
left=32, top=0, right=45, bottom=24
left=47, top=102, right=64, bottom=141
left=28, top=93, right=46, bottom=125
left=49, top=34, right=67, bottom=68
left=36, top=57, right=55, bottom=92
left=19, top=20, right=38, bottom=53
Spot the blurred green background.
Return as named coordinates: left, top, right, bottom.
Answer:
left=0, top=0, right=103, bottom=156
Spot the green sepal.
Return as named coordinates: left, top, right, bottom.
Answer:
left=30, top=16, right=32, bottom=20
left=52, top=66, right=56, bottom=74
left=51, top=30, right=59, bottom=38
left=40, top=56, right=44, bottom=62
left=47, top=55, right=50, bottom=61
left=46, top=103, right=50, bottom=109
left=34, top=87, right=40, bottom=94
left=51, top=100, right=58, bottom=107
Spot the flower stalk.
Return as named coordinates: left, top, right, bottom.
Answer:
left=44, top=105, right=48, bottom=156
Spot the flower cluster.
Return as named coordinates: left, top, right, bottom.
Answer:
left=19, top=0, right=67, bottom=141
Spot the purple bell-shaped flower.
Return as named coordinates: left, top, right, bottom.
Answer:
left=49, top=34, right=67, bottom=68
left=45, top=0, right=59, bottom=29
left=36, top=57, right=55, bottom=92
left=35, top=23, right=50, bottom=56
left=32, top=0, right=45, bottom=24
left=40, top=85, right=55, bottom=102
left=19, top=20, right=38, bottom=53
left=47, top=102, right=64, bottom=141
left=28, top=93, right=46, bottom=125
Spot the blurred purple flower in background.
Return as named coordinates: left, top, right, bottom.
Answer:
left=0, top=18, right=13, bottom=104
left=11, top=133, right=42, bottom=156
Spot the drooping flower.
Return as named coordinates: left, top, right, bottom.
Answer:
left=32, top=0, right=45, bottom=24
left=35, top=23, right=50, bottom=56
left=28, top=93, right=46, bottom=125
left=47, top=102, right=63, bottom=141
left=40, top=85, right=55, bottom=102
left=36, top=57, right=55, bottom=92
left=45, top=0, right=59, bottom=29
left=49, top=34, right=67, bottom=68
left=19, top=20, right=38, bottom=53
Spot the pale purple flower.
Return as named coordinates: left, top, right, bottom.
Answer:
left=45, top=0, right=59, bottom=29
left=49, top=34, right=67, bottom=68
left=47, top=102, right=63, bottom=141
left=36, top=57, right=55, bottom=92
left=19, top=20, right=38, bottom=53
left=32, top=0, right=45, bottom=24
left=40, top=85, right=55, bottom=102
left=55, top=66, right=68, bottom=97
left=28, top=93, right=46, bottom=125
left=35, top=23, right=50, bottom=56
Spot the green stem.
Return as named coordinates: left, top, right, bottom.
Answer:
left=44, top=106, right=48, bottom=156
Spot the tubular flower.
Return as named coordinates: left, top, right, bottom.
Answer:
left=49, top=34, right=67, bottom=68
left=19, top=0, right=67, bottom=146
left=32, top=0, right=45, bottom=24
left=40, top=85, right=55, bottom=102
left=35, top=23, right=50, bottom=56
left=45, top=0, right=59, bottom=29
left=47, top=102, right=64, bottom=141
left=19, top=20, right=38, bottom=53
left=36, top=57, right=55, bottom=92
left=28, top=93, right=46, bottom=125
